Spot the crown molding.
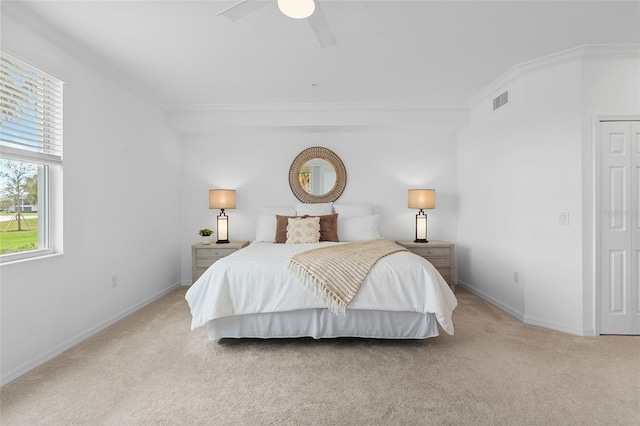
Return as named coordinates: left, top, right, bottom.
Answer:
left=468, top=44, right=640, bottom=108
left=165, top=104, right=470, bottom=134
left=167, top=102, right=468, bottom=114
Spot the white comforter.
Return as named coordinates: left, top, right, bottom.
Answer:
left=185, top=241, right=457, bottom=334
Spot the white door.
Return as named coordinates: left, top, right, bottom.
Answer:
left=600, top=121, right=640, bottom=334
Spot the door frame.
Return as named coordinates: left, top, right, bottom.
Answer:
left=593, top=115, right=640, bottom=335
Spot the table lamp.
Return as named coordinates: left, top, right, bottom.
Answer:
left=209, top=189, right=236, bottom=244
left=408, top=189, right=435, bottom=243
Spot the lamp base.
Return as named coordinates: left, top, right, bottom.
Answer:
left=414, top=239, right=429, bottom=243
left=216, top=240, right=230, bottom=244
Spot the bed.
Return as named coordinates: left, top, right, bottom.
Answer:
left=185, top=239, right=457, bottom=341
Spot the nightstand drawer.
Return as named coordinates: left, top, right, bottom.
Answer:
left=426, top=257, right=452, bottom=268
left=196, top=248, right=236, bottom=260
left=408, top=247, right=451, bottom=258
left=195, top=256, right=221, bottom=268
left=191, top=241, right=249, bottom=283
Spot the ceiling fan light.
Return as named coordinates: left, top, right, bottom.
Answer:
left=278, top=0, right=315, bottom=19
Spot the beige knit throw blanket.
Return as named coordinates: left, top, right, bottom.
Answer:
left=288, top=239, right=408, bottom=314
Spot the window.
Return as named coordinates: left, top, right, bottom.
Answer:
left=0, top=52, right=63, bottom=262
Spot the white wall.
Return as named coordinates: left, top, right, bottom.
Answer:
left=0, top=12, right=182, bottom=384
left=580, top=54, right=640, bottom=334
left=458, top=57, right=584, bottom=332
left=174, top=112, right=463, bottom=283
left=457, top=46, right=640, bottom=336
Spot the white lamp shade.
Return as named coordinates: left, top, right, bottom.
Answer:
left=408, top=189, right=436, bottom=209
left=278, top=0, right=315, bottom=19
left=209, top=189, right=236, bottom=210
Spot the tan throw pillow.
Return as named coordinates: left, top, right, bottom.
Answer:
left=275, top=214, right=339, bottom=243
left=286, top=216, right=321, bottom=244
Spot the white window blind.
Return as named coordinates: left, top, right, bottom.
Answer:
left=1, top=52, right=63, bottom=165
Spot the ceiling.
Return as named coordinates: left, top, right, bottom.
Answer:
left=4, top=1, right=640, bottom=110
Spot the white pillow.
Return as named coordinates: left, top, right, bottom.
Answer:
left=338, top=215, right=381, bottom=242
left=260, top=206, right=296, bottom=216
left=255, top=215, right=277, bottom=242
left=295, top=202, right=333, bottom=216
left=286, top=216, right=321, bottom=244
left=333, top=203, right=373, bottom=217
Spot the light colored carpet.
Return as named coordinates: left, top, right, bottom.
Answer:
left=1, top=287, right=638, bottom=425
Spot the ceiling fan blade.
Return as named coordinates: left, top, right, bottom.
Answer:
left=217, top=0, right=270, bottom=22
left=307, top=1, right=337, bottom=48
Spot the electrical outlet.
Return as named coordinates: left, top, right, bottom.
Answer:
left=111, top=275, right=118, bottom=288
left=514, top=272, right=519, bottom=284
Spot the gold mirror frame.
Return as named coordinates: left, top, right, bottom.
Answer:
left=289, top=147, right=347, bottom=203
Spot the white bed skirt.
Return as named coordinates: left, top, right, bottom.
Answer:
left=207, top=309, right=440, bottom=341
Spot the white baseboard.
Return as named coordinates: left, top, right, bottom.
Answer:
left=1, top=281, right=182, bottom=387
left=458, top=280, right=590, bottom=336
left=457, top=280, right=524, bottom=321
left=523, top=315, right=591, bottom=337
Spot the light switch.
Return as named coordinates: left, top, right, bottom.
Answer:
left=559, top=212, right=569, bottom=225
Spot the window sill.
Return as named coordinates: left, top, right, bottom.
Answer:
left=0, top=249, right=62, bottom=266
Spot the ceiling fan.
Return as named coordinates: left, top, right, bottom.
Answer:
left=217, top=0, right=338, bottom=48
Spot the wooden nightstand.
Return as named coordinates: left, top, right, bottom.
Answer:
left=191, top=241, right=249, bottom=283
left=396, top=240, right=457, bottom=292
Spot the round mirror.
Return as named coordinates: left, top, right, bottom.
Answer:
left=289, top=147, right=347, bottom=203
left=299, top=158, right=336, bottom=196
